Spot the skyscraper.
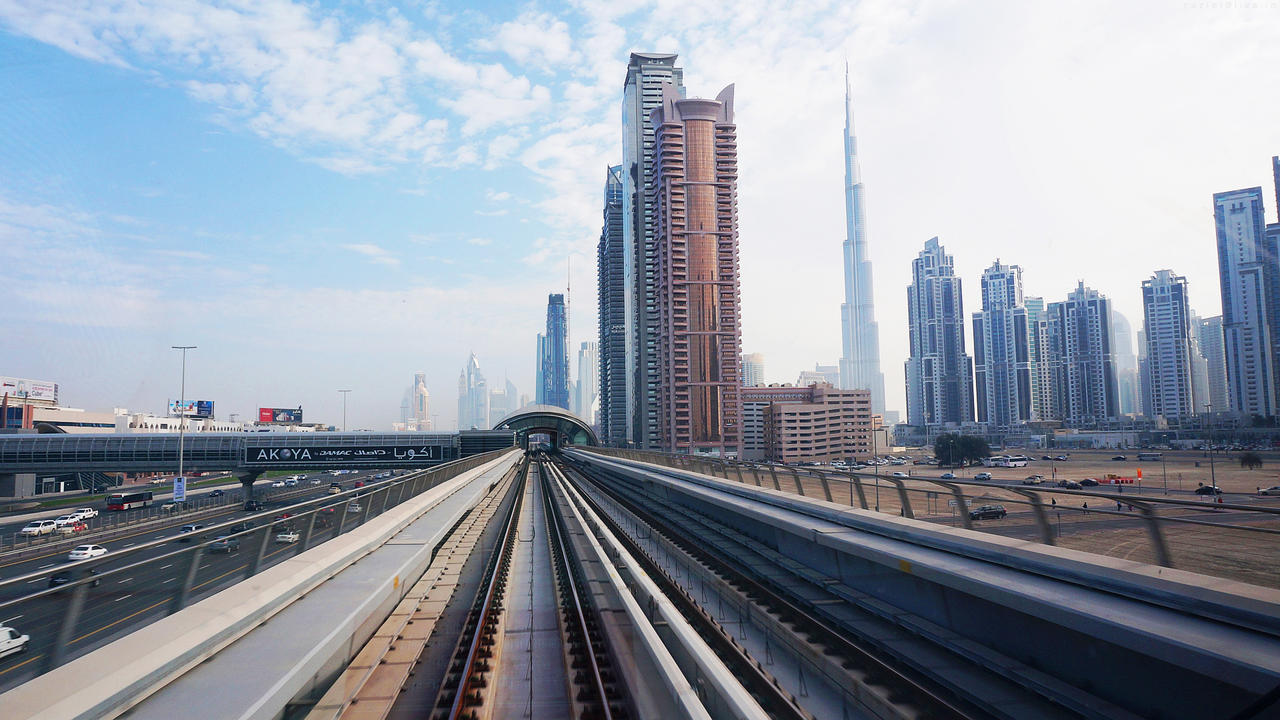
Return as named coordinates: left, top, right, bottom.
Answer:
left=535, top=333, right=547, bottom=405
left=837, top=68, right=886, bottom=417
left=542, top=294, right=570, bottom=410
left=1046, top=283, right=1119, bottom=426
left=597, top=164, right=627, bottom=445
left=972, top=261, right=1034, bottom=431
left=575, top=341, right=598, bottom=425
left=1214, top=187, right=1276, bottom=417
left=412, top=372, right=430, bottom=430
left=1141, top=270, right=1197, bottom=418
left=1197, top=316, right=1231, bottom=412
left=1024, top=296, right=1053, bottom=420
left=623, top=53, right=685, bottom=449
left=905, top=238, right=974, bottom=427
left=457, top=353, right=488, bottom=430
left=1111, top=311, right=1141, bottom=416
left=742, top=353, right=765, bottom=387
left=651, top=82, right=742, bottom=455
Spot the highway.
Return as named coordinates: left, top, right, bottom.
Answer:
left=0, top=469, right=391, bottom=690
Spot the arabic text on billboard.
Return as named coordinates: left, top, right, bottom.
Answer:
left=0, top=376, right=58, bottom=404
left=244, top=445, right=440, bottom=465
left=258, top=407, right=302, bottom=423
left=169, top=400, right=214, bottom=418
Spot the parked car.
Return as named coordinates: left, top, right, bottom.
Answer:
left=274, top=530, right=300, bottom=544
left=939, top=472, right=956, bottom=479
left=1041, top=455, right=1053, bottom=461
left=973, top=472, right=993, bottom=481
left=1079, top=478, right=1100, bottom=487
left=161, top=501, right=179, bottom=512
left=1054, top=456, right=1068, bottom=462
left=58, top=521, right=89, bottom=535
left=68, top=544, right=107, bottom=560
left=891, top=471, right=908, bottom=478
left=1194, top=485, right=1223, bottom=496
left=1111, top=455, right=1127, bottom=461
left=177, top=524, right=205, bottom=541
left=208, top=536, right=241, bottom=553
left=20, top=520, right=57, bottom=537
left=209, top=489, right=225, bottom=498
left=49, top=568, right=100, bottom=588
left=0, top=626, right=29, bottom=659
left=969, top=504, right=1008, bottom=521
left=1058, top=480, right=1083, bottom=490
left=1260, top=486, right=1280, bottom=496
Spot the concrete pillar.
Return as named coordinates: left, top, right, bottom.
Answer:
left=0, top=473, right=36, bottom=500
left=234, top=470, right=263, bottom=508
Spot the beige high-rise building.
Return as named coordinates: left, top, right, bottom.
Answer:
left=740, top=383, right=871, bottom=464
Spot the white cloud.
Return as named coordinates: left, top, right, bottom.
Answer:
left=467, top=237, right=492, bottom=246
left=486, top=189, right=512, bottom=202
left=481, top=12, right=579, bottom=68
left=342, top=243, right=400, bottom=266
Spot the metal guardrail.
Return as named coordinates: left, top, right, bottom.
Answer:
left=0, top=449, right=508, bottom=681
left=583, top=448, right=1280, bottom=573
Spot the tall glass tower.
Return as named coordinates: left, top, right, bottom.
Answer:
left=543, top=294, right=570, bottom=410
left=837, top=67, right=887, bottom=418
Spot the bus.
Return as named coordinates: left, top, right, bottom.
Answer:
left=1137, top=452, right=1163, bottom=461
left=106, top=491, right=153, bottom=511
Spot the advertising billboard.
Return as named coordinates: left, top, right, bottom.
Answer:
left=244, top=444, right=440, bottom=466
left=259, top=407, right=303, bottom=424
left=169, top=400, right=215, bottom=418
left=0, top=376, right=59, bottom=404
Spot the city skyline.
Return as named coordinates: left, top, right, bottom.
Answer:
left=2, top=3, right=1278, bottom=429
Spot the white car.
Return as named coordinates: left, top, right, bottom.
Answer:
left=284, top=478, right=299, bottom=487
left=0, top=626, right=29, bottom=660
left=68, top=544, right=107, bottom=560
left=72, top=508, right=99, bottom=520
left=891, top=471, right=909, bottom=478
left=270, top=480, right=286, bottom=488
left=20, top=520, right=57, bottom=536
left=1260, top=486, right=1280, bottom=496
left=53, top=515, right=80, bottom=528
left=274, top=530, right=300, bottom=544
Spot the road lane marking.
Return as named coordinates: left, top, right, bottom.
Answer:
left=0, top=652, right=43, bottom=676
left=36, top=564, right=53, bottom=569
left=162, top=578, right=175, bottom=584
left=159, top=564, right=173, bottom=570
left=25, top=578, right=42, bottom=584
left=114, top=594, right=133, bottom=602
left=122, top=543, right=135, bottom=548
left=117, top=578, right=132, bottom=584
left=1, top=615, right=21, bottom=624
left=71, top=598, right=169, bottom=645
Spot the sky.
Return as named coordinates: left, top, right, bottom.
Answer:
left=1, top=0, right=1279, bottom=430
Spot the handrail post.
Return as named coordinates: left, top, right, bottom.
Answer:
left=47, top=579, right=90, bottom=671
left=1010, top=489, right=1053, bottom=544
left=170, top=545, right=206, bottom=613
left=768, top=464, right=782, bottom=491
left=790, top=467, right=805, bottom=495
left=817, top=471, right=834, bottom=502
left=850, top=474, right=869, bottom=509
left=1133, top=502, right=1174, bottom=567
left=885, top=478, right=915, bottom=518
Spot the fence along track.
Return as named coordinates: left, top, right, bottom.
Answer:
left=303, top=458, right=527, bottom=720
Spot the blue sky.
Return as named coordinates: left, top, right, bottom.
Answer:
left=2, top=0, right=1279, bottom=429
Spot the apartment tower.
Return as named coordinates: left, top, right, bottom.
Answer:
left=1214, top=187, right=1276, bottom=417
left=597, top=165, right=627, bottom=444
left=905, top=237, right=974, bottom=427
left=1141, top=270, right=1197, bottom=418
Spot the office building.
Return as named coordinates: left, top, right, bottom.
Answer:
left=412, top=372, right=430, bottom=430
left=1046, top=283, right=1119, bottom=426
left=651, top=82, right=742, bottom=455
left=740, top=384, right=871, bottom=464
left=539, top=293, right=570, bottom=411
left=1141, top=270, right=1197, bottom=418
left=972, top=261, right=1035, bottom=431
left=837, top=68, right=887, bottom=416
left=534, top=333, right=547, bottom=405
left=576, top=341, right=598, bottom=425
left=1214, top=186, right=1276, bottom=417
left=597, top=164, right=627, bottom=445
left=1197, top=315, right=1231, bottom=413
left=489, top=378, right=519, bottom=424
left=623, top=53, right=685, bottom=448
left=457, top=353, right=489, bottom=430
left=742, top=353, right=765, bottom=387
left=1024, top=296, right=1054, bottom=420
left=797, top=364, right=840, bottom=388
left=1111, top=311, right=1141, bottom=417
left=905, top=237, right=974, bottom=427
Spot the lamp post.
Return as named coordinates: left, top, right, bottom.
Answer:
left=338, top=390, right=351, bottom=432
left=1205, top=402, right=1216, bottom=490
left=171, top=346, right=196, bottom=498
left=873, top=426, right=880, bottom=511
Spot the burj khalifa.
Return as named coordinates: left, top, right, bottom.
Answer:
left=838, top=67, right=887, bottom=417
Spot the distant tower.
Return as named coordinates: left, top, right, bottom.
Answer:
left=905, top=238, right=974, bottom=427
left=597, top=164, right=627, bottom=445
left=413, top=371, right=430, bottom=430
left=543, top=294, right=570, bottom=410
left=742, top=353, right=765, bottom=387
left=457, top=353, right=488, bottom=430
left=838, top=66, right=887, bottom=417
left=972, top=261, right=1035, bottom=431
left=1141, top=270, right=1196, bottom=418
left=576, top=341, right=599, bottom=424
left=1197, top=316, right=1231, bottom=412
left=1046, top=283, right=1119, bottom=425
left=651, top=82, right=742, bottom=455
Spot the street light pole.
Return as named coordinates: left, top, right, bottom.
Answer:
left=1205, top=402, right=1216, bottom=489
left=171, top=346, right=196, bottom=495
left=338, top=389, right=351, bottom=432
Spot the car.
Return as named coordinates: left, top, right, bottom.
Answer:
left=245, top=500, right=264, bottom=511
left=1054, top=456, right=1068, bottom=462
left=310, top=478, right=324, bottom=485
left=1258, top=485, right=1280, bottom=496
left=328, top=483, right=342, bottom=494
left=274, top=530, right=300, bottom=544
left=270, top=480, right=286, bottom=488
left=177, top=524, right=205, bottom=541
left=1022, top=475, right=1045, bottom=485
left=53, top=514, right=80, bottom=528
left=58, top=521, right=89, bottom=535
left=969, top=504, right=1008, bottom=521
left=973, top=472, right=993, bottom=481
left=284, top=479, right=299, bottom=487
left=353, top=480, right=365, bottom=488
left=1058, top=480, right=1083, bottom=490
left=209, top=489, right=225, bottom=497
left=161, top=501, right=180, bottom=512
left=939, top=472, right=956, bottom=479
left=275, top=513, right=293, bottom=521
left=226, top=521, right=255, bottom=534
left=1041, top=455, right=1053, bottom=461
left=0, top=626, right=29, bottom=659
left=1111, top=455, right=1127, bottom=461
left=49, top=568, right=100, bottom=588
left=346, top=502, right=362, bottom=513
left=1079, top=478, right=1100, bottom=487
left=890, top=471, right=908, bottom=478
left=1194, top=485, right=1223, bottom=496
left=208, top=536, right=241, bottom=553
left=71, top=508, right=98, bottom=521
left=68, top=544, right=107, bottom=560
left=20, top=520, right=57, bottom=536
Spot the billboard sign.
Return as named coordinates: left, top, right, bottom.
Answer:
left=173, top=476, right=187, bottom=502
left=243, top=444, right=441, bottom=466
left=258, top=407, right=303, bottom=424
left=169, top=400, right=214, bottom=418
left=0, top=376, right=58, bottom=404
